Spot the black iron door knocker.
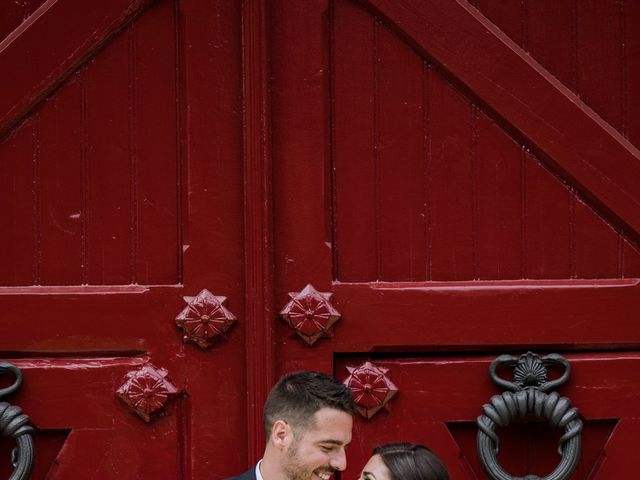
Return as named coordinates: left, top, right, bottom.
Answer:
left=0, top=363, right=34, bottom=480
left=476, top=352, right=583, bottom=480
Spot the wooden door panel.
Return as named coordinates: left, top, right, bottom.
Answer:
left=335, top=354, right=640, bottom=479
left=0, top=1, right=179, bottom=286
left=359, top=0, right=640, bottom=243
left=0, top=0, right=154, bottom=138
left=271, top=1, right=640, bottom=477
left=0, top=358, right=182, bottom=478
left=270, top=1, right=640, bottom=327
left=0, top=0, right=247, bottom=477
left=474, top=0, right=640, bottom=179
left=331, top=0, right=640, bottom=282
left=2, top=0, right=638, bottom=476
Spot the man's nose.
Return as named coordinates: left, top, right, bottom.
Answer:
left=329, top=450, right=347, bottom=471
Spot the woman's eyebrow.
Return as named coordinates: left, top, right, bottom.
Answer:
left=362, top=472, right=376, bottom=480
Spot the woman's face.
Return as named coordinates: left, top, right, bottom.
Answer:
left=359, top=454, right=392, bottom=480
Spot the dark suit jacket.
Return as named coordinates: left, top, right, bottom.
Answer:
left=227, top=465, right=257, bottom=480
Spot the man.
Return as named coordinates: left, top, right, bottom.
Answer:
left=229, top=371, right=356, bottom=480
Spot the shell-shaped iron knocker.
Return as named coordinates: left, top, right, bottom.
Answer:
left=0, top=363, right=35, bottom=480
left=476, top=352, right=582, bottom=480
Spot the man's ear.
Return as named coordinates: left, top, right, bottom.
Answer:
left=270, top=420, right=292, bottom=450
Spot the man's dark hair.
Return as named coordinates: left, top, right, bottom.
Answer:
left=263, top=371, right=356, bottom=438
left=373, top=443, right=449, bottom=480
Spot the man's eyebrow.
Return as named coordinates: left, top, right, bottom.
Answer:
left=317, top=439, right=350, bottom=446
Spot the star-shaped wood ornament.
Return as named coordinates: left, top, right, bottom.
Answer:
left=279, top=284, right=341, bottom=345
left=343, top=361, right=398, bottom=419
left=116, top=364, right=179, bottom=422
left=176, top=289, right=237, bottom=350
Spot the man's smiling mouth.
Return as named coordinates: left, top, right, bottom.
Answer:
left=315, top=470, right=335, bottom=480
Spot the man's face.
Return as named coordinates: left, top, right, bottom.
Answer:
left=281, top=407, right=353, bottom=480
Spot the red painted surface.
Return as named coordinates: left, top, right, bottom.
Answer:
left=271, top=1, right=640, bottom=479
left=0, top=0, right=639, bottom=478
left=334, top=354, right=639, bottom=480
left=0, top=0, right=245, bottom=477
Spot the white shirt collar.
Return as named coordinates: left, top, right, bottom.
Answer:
left=256, top=459, right=264, bottom=480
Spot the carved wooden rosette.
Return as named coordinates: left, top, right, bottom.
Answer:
left=343, top=361, right=398, bottom=419
left=116, top=364, right=179, bottom=422
left=279, top=284, right=341, bottom=345
left=175, top=289, right=237, bottom=350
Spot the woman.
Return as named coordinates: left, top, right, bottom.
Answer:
left=359, top=443, right=449, bottom=480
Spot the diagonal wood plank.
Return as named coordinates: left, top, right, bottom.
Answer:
left=361, top=0, right=640, bottom=240
left=0, top=0, right=153, bottom=138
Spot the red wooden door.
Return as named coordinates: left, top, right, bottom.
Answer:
left=268, top=0, right=640, bottom=479
left=0, top=0, right=247, bottom=478
left=3, top=0, right=640, bottom=478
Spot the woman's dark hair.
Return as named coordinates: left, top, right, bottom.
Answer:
left=263, top=371, right=356, bottom=437
left=373, top=443, right=449, bottom=480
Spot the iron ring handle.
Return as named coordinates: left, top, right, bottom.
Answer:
left=0, top=363, right=22, bottom=399
left=0, top=363, right=35, bottom=480
left=476, top=388, right=582, bottom=480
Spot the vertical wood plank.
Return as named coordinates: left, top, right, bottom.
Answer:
left=271, top=0, right=342, bottom=465
left=134, top=0, right=179, bottom=285
left=271, top=0, right=333, bottom=288
left=38, top=77, right=83, bottom=285
left=180, top=0, right=246, bottom=477
left=626, top=0, right=640, bottom=147
left=473, top=0, right=523, bottom=46
left=526, top=0, right=574, bottom=88
left=243, top=0, right=275, bottom=465
left=524, top=154, right=571, bottom=278
left=84, top=30, right=132, bottom=285
left=0, top=121, right=35, bottom=285
left=576, top=0, right=623, bottom=131
left=573, top=199, right=619, bottom=278
left=128, top=26, right=139, bottom=284
left=429, top=73, right=474, bottom=281
left=32, top=114, right=41, bottom=284
left=622, top=242, right=640, bottom=278
left=423, top=64, right=433, bottom=281
left=333, top=0, right=377, bottom=282
left=475, top=112, right=522, bottom=279
left=377, top=22, right=426, bottom=281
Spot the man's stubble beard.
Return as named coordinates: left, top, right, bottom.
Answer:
left=282, top=439, right=336, bottom=480
left=282, top=440, right=310, bottom=480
